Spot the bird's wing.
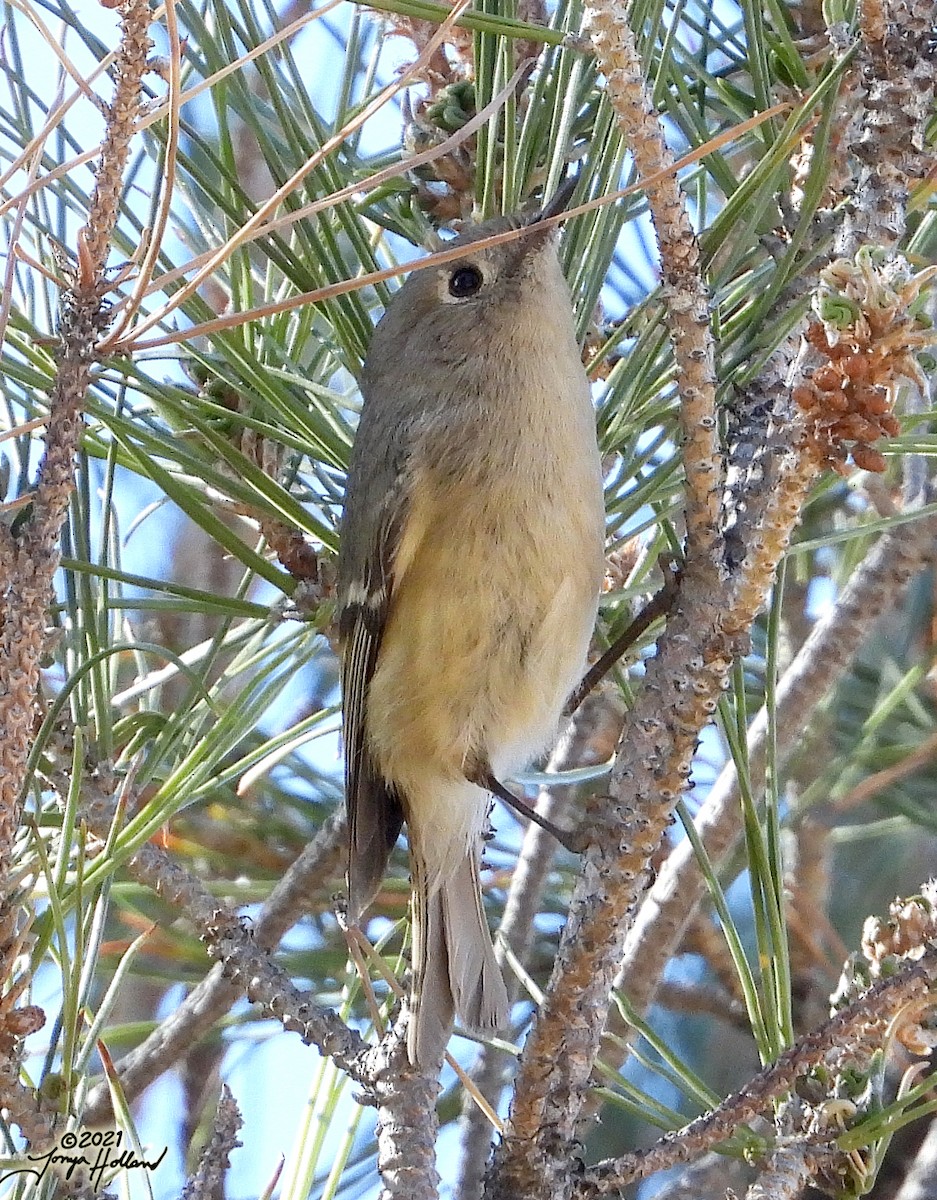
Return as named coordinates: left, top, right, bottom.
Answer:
left=338, top=493, right=407, bottom=921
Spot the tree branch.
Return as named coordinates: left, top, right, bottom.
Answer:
left=456, top=691, right=624, bottom=1200
left=0, top=0, right=151, bottom=1145
left=83, top=808, right=346, bottom=1124
left=575, top=948, right=937, bottom=1195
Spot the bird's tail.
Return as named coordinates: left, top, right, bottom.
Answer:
left=408, top=850, right=510, bottom=1069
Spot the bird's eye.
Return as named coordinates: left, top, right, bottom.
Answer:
left=448, top=264, right=484, bottom=298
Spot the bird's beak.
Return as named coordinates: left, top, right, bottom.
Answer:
left=524, top=175, right=579, bottom=228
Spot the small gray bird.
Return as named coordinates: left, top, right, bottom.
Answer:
left=338, top=205, right=605, bottom=1068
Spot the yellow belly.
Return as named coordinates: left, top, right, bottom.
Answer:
left=366, top=474, right=603, bottom=806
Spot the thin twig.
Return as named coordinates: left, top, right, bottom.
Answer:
left=104, top=0, right=183, bottom=344
left=742, top=1145, right=827, bottom=1200
left=837, top=0, right=934, bottom=256
left=574, top=948, right=937, bottom=1195
left=370, top=1030, right=442, bottom=1200
left=487, top=5, right=728, bottom=1192
left=0, top=0, right=152, bottom=1145
left=180, top=1084, right=243, bottom=1200
left=100, top=0, right=477, bottom=350
left=82, top=808, right=347, bottom=1124
left=121, top=103, right=787, bottom=353
left=455, top=691, right=625, bottom=1200
left=615, top=493, right=937, bottom=1030
left=833, top=726, right=937, bottom=813
left=0, top=1, right=344, bottom=222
